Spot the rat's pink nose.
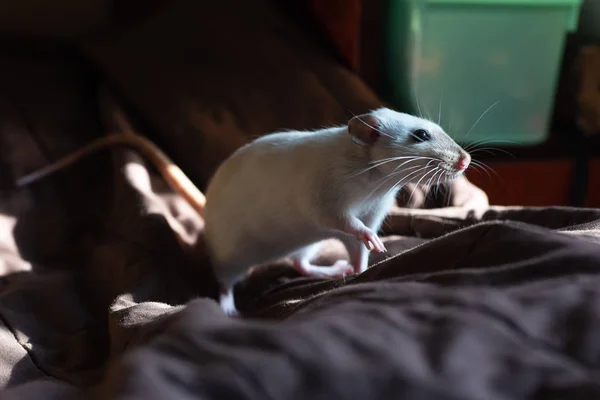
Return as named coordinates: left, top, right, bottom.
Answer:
left=456, top=154, right=470, bottom=170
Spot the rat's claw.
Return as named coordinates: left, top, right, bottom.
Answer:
left=358, top=229, right=386, bottom=253
left=373, top=236, right=386, bottom=253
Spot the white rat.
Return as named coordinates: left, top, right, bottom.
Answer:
left=15, top=107, right=471, bottom=317
left=204, top=107, right=471, bottom=315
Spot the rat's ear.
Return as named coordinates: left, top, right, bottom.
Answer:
left=348, top=114, right=381, bottom=146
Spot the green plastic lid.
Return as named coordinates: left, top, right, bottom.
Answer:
left=423, top=0, right=584, bottom=35
left=425, top=0, right=581, bottom=4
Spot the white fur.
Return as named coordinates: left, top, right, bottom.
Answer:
left=203, top=107, right=469, bottom=315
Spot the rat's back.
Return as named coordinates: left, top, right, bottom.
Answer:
left=203, top=127, right=344, bottom=284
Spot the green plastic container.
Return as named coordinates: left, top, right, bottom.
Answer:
left=381, top=0, right=584, bottom=145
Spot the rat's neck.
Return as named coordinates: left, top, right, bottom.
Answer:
left=342, top=131, right=411, bottom=200
left=334, top=127, right=390, bottom=188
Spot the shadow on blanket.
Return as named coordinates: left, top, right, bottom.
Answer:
left=1, top=0, right=600, bottom=399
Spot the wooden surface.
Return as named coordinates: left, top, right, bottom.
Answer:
left=467, top=161, right=574, bottom=207
left=585, top=159, right=600, bottom=207
left=466, top=160, right=600, bottom=208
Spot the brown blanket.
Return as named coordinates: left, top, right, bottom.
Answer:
left=2, top=0, right=600, bottom=399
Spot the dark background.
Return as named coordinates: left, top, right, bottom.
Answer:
left=1, top=0, right=599, bottom=207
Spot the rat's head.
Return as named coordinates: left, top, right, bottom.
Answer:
left=347, top=107, right=471, bottom=185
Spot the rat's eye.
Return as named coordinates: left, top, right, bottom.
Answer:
left=411, top=129, right=431, bottom=142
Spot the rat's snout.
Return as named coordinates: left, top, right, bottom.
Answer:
left=456, top=152, right=471, bottom=171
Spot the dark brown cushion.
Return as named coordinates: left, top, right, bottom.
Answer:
left=81, top=0, right=383, bottom=190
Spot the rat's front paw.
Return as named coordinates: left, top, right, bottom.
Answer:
left=355, top=228, right=386, bottom=253
left=341, top=217, right=386, bottom=253
left=219, top=288, right=241, bottom=317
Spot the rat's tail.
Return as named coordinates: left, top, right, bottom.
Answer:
left=15, top=133, right=206, bottom=217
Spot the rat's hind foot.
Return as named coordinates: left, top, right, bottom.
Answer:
left=219, top=287, right=240, bottom=317
left=292, top=259, right=354, bottom=279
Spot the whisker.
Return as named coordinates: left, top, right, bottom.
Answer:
left=434, top=171, right=450, bottom=207
left=447, top=108, right=456, bottom=141
left=469, top=147, right=516, bottom=158
left=445, top=173, right=452, bottom=207
left=348, top=110, right=393, bottom=139
left=466, top=164, right=483, bottom=175
left=424, top=167, right=440, bottom=190
left=465, top=101, right=500, bottom=138
left=382, top=167, right=428, bottom=202
left=435, top=167, right=447, bottom=188
left=350, top=156, right=434, bottom=179
left=467, top=163, right=489, bottom=178
left=385, top=163, right=424, bottom=181
left=406, top=167, right=439, bottom=206
left=352, top=158, right=418, bottom=178
left=470, top=160, right=504, bottom=183
left=381, top=162, right=432, bottom=186
left=358, top=118, right=392, bottom=139
left=469, top=149, right=498, bottom=157
left=415, top=91, right=423, bottom=118
left=424, top=168, right=444, bottom=202
left=464, top=139, right=519, bottom=151
left=392, top=158, right=439, bottom=173
left=368, top=155, right=434, bottom=165
left=435, top=168, right=445, bottom=198
left=438, top=92, right=443, bottom=125
left=421, top=169, right=437, bottom=202
left=376, top=164, right=434, bottom=200
left=468, top=161, right=492, bottom=179
left=370, top=164, right=428, bottom=194
left=470, top=159, right=495, bottom=173
left=437, top=168, right=453, bottom=200
left=449, top=130, right=457, bottom=142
